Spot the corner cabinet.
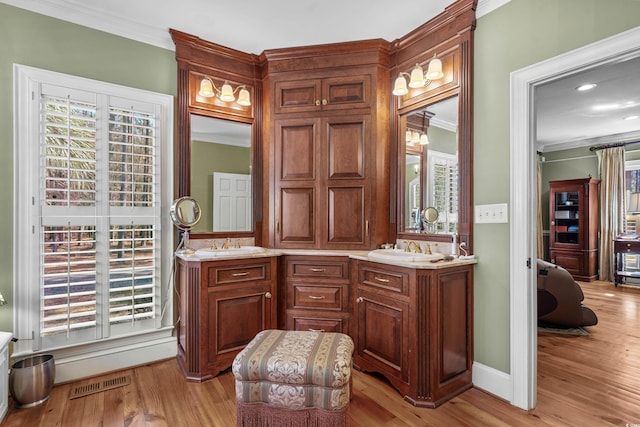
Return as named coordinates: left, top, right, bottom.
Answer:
left=264, top=41, right=391, bottom=250
left=175, top=256, right=277, bottom=381
left=549, top=178, right=600, bottom=281
left=353, top=260, right=474, bottom=408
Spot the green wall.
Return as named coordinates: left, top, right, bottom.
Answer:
left=0, top=4, right=176, bottom=331
left=190, top=141, right=251, bottom=233
left=474, top=0, right=640, bottom=373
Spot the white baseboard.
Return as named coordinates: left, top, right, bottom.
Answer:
left=472, top=361, right=512, bottom=403
left=53, top=337, right=177, bottom=384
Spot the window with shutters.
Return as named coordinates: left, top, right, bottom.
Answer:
left=428, top=151, right=458, bottom=233
left=14, top=65, right=173, bottom=351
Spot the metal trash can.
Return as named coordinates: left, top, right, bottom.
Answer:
left=9, top=354, right=55, bottom=408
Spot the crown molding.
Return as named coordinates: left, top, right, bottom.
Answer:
left=2, top=0, right=175, bottom=50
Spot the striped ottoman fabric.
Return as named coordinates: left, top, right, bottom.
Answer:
left=232, top=329, right=354, bottom=426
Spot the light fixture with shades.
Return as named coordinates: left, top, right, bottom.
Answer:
left=393, top=54, right=444, bottom=96
left=198, top=76, right=251, bottom=106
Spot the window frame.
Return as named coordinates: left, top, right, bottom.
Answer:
left=13, top=64, right=174, bottom=351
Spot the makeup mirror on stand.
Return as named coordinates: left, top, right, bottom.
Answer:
left=170, top=196, right=202, bottom=254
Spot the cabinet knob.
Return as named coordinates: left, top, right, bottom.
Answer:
left=356, top=297, right=363, bottom=303
left=315, top=100, right=321, bottom=106
left=265, top=292, right=272, bottom=299
left=322, top=99, right=327, bottom=105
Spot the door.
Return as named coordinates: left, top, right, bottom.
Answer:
left=213, top=172, right=252, bottom=231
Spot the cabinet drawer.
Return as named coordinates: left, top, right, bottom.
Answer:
left=360, top=265, right=408, bottom=295
left=287, top=315, right=346, bottom=333
left=207, top=262, right=271, bottom=287
left=292, top=284, right=343, bottom=310
left=286, top=258, right=349, bottom=280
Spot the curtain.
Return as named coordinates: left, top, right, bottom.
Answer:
left=536, top=156, right=544, bottom=259
left=597, top=147, right=626, bottom=282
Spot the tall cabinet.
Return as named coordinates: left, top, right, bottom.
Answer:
left=263, top=41, right=390, bottom=250
left=549, top=178, right=600, bottom=281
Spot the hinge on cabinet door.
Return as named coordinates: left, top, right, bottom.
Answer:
left=526, top=257, right=531, bottom=269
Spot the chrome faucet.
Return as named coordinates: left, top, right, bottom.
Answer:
left=405, top=241, right=422, bottom=253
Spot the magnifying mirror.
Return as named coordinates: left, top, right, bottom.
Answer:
left=170, top=197, right=202, bottom=254
left=421, top=206, right=439, bottom=232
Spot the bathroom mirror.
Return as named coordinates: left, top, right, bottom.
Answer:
left=398, top=95, right=459, bottom=237
left=189, top=115, right=253, bottom=234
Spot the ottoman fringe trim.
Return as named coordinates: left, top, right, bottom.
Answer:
left=236, top=401, right=348, bottom=426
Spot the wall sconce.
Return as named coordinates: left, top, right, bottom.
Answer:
left=198, top=76, right=251, bottom=106
left=405, top=129, right=429, bottom=145
left=393, top=54, right=444, bottom=96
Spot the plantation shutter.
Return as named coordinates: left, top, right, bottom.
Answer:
left=38, top=85, right=160, bottom=348
left=429, top=152, right=458, bottom=234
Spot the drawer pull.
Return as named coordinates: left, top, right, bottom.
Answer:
left=310, top=268, right=326, bottom=272
left=374, top=277, right=390, bottom=283
left=308, top=328, right=325, bottom=332
left=356, top=297, right=363, bottom=303
left=265, top=292, right=272, bottom=299
left=231, top=272, right=249, bottom=277
left=308, top=295, right=325, bottom=300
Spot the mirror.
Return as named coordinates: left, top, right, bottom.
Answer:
left=170, top=196, right=202, bottom=254
left=170, top=196, right=202, bottom=229
left=189, top=115, right=253, bottom=234
left=399, top=95, right=459, bottom=236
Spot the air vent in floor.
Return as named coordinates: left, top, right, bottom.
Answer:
left=69, top=375, right=131, bottom=399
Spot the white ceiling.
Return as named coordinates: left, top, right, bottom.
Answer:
left=535, top=52, right=640, bottom=152
left=6, top=0, right=637, bottom=152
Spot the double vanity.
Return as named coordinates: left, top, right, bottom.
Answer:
left=170, top=0, right=477, bottom=409
left=175, top=246, right=474, bottom=408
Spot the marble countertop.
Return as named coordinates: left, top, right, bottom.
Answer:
left=176, top=247, right=476, bottom=269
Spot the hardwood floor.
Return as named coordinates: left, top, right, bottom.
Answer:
left=3, top=280, right=640, bottom=426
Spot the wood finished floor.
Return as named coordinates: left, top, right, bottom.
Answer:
left=3, top=280, right=640, bottom=426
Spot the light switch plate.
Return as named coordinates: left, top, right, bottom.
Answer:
left=475, top=203, right=508, bottom=223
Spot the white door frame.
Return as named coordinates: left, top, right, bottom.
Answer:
left=510, top=26, right=640, bottom=410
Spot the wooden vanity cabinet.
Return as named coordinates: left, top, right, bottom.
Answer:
left=281, top=255, right=351, bottom=334
left=353, top=260, right=473, bottom=407
left=175, top=256, right=277, bottom=382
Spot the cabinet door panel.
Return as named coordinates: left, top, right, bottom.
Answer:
left=327, top=186, right=365, bottom=244
left=437, top=271, right=470, bottom=382
left=326, top=117, right=368, bottom=179
left=276, top=120, right=317, bottom=180
left=274, top=79, right=322, bottom=113
left=357, top=291, right=409, bottom=381
left=322, top=75, right=371, bottom=110
left=209, top=288, right=271, bottom=359
left=278, top=187, right=315, bottom=243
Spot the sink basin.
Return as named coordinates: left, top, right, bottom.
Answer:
left=194, top=246, right=266, bottom=258
left=367, top=249, right=444, bottom=263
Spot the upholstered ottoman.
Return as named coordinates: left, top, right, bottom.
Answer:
left=232, top=329, right=354, bottom=426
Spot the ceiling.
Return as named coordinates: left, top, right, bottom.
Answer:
left=535, top=52, right=640, bottom=152
left=5, top=0, right=638, bottom=152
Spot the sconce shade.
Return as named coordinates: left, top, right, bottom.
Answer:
left=629, top=192, right=640, bottom=213
left=405, top=130, right=413, bottom=143
left=392, top=75, right=408, bottom=96
left=220, top=82, right=235, bottom=102
left=198, top=77, right=215, bottom=97
left=426, top=55, right=444, bottom=80
left=409, top=63, right=425, bottom=89
left=411, top=131, right=420, bottom=144
left=419, top=133, right=429, bottom=145
left=237, top=87, right=251, bottom=106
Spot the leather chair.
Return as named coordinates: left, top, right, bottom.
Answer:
left=537, top=259, right=598, bottom=328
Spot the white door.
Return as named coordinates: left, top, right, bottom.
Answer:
left=213, top=172, right=252, bottom=231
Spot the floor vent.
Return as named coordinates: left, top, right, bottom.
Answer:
left=69, top=375, right=131, bottom=399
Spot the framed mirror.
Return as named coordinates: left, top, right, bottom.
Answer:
left=189, top=115, right=253, bottom=234
left=398, top=95, right=460, bottom=240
